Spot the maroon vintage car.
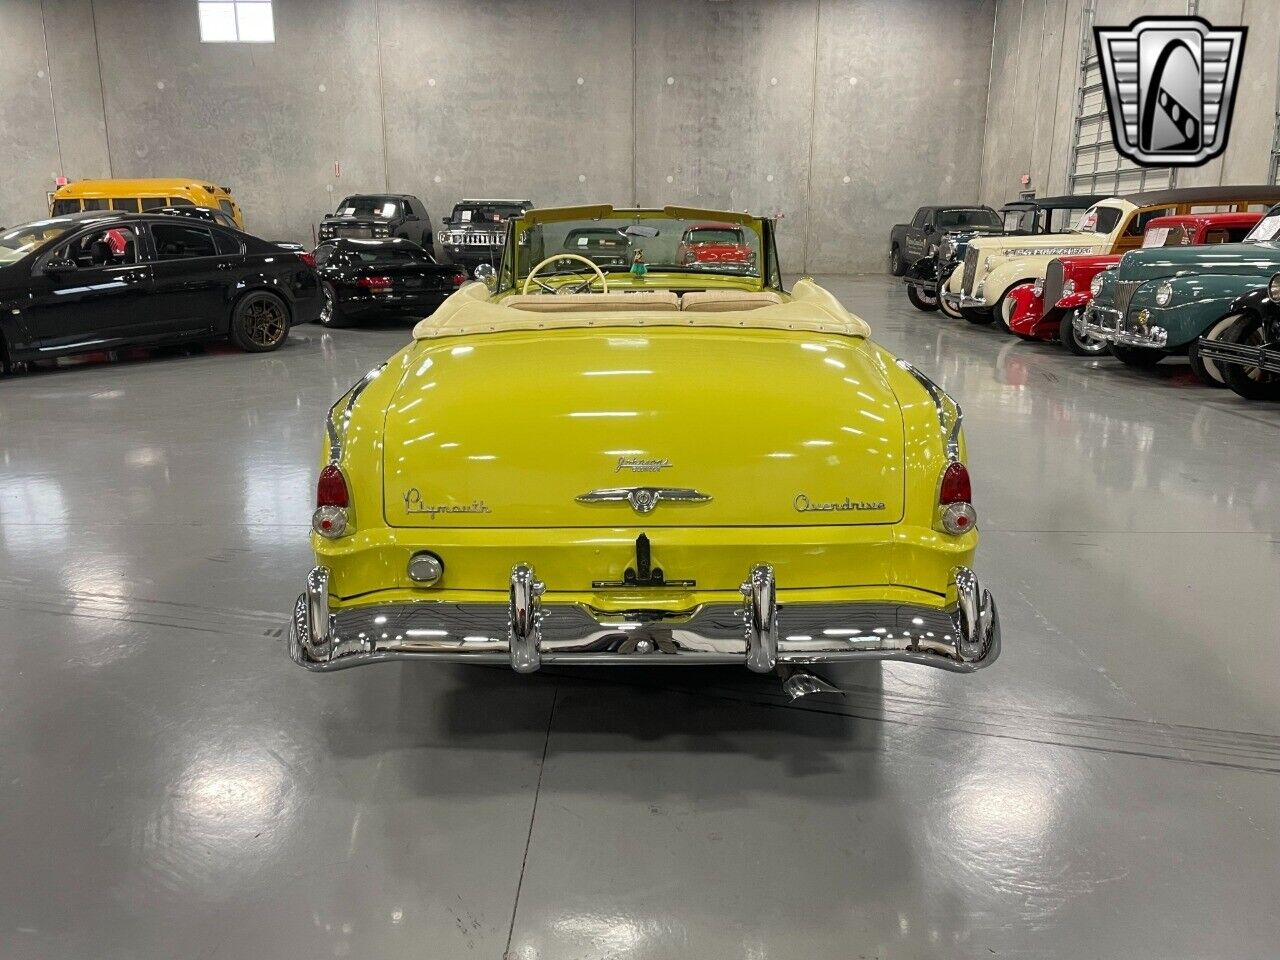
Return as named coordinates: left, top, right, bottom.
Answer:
left=677, top=222, right=755, bottom=269
left=1005, top=211, right=1263, bottom=355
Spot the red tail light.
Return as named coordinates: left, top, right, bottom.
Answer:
left=357, top=275, right=393, bottom=291
left=317, top=464, right=349, bottom=507
left=452, top=272, right=466, bottom=287
left=939, top=462, right=971, bottom=505
left=297, top=251, right=316, bottom=268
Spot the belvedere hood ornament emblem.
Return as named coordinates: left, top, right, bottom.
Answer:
left=1095, top=16, right=1246, bottom=167
left=576, top=486, right=711, bottom=515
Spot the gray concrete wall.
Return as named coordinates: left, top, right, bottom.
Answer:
left=0, top=0, right=995, bottom=273
left=981, top=0, right=1280, bottom=205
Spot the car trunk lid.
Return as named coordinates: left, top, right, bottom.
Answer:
left=381, top=329, right=905, bottom=528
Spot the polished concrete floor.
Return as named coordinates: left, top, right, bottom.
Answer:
left=2, top=276, right=1278, bottom=960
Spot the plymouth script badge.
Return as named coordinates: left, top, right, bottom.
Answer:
left=793, top=494, right=886, bottom=513
left=403, top=488, right=492, bottom=519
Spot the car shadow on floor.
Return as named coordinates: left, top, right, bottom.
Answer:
left=321, top=661, right=889, bottom=797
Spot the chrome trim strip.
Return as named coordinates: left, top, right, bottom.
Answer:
left=325, top=363, right=388, bottom=463
left=285, top=564, right=1001, bottom=674
left=575, top=486, right=713, bottom=515
left=896, top=360, right=963, bottom=462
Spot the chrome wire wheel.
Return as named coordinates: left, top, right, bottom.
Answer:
left=245, top=296, right=287, bottom=348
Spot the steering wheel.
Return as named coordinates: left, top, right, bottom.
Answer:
left=522, top=253, right=609, bottom=295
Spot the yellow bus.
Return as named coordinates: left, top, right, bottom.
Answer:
left=50, top=178, right=245, bottom=228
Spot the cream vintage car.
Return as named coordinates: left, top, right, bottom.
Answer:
left=944, top=186, right=1280, bottom=327
left=287, top=205, right=999, bottom=697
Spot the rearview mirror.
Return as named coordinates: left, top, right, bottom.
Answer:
left=473, top=262, right=497, bottom=290
left=44, top=257, right=78, bottom=274
left=442, top=217, right=453, bottom=225
left=623, top=224, right=660, bottom=239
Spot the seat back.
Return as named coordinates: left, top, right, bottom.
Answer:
left=680, top=290, right=786, bottom=312
left=503, top=291, right=681, bottom=313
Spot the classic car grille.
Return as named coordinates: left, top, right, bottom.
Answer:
left=1113, top=280, right=1142, bottom=318
left=447, top=231, right=502, bottom=246
left=1043, top=259, right=1064, bottom=307
left=961, top=247, right=979, bottom=294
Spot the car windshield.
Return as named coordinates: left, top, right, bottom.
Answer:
left=1244, top=208, right=1280, bottom=242
left=1002, top=208, right=1036, bottom=232
left=684, top=227, right=743, bottom=244
left=452, top=203, right=525, bottom=225
left=937, top=208, right=1001, bottom=229
left=517, top=215, right=762, bottom=278
left=1076, top=205, right=1124, bottom=234
left=337, top=196, right=400, bottom=219
left=0, top=221, right=76, bottom=266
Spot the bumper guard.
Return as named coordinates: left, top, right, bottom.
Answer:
left=286, top=564, right=1000, bottom=675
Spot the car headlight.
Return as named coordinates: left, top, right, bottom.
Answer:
left=1090, top=273, right=1104, bottom=297
left=437, top=230, right=449, bottom=244
left=1062, top=278, right=1076, bottom=297
left=1269, top=273, right=1280, bottom=302
left=1155, top=281, right=1173, bottom=307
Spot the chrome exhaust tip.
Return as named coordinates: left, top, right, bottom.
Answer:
left=777, top=666, right=843, bottom=701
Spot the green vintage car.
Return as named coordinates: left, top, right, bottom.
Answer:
left=1079, top=206, right=1280, bottom=385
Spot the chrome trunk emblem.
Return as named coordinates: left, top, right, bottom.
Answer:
left=576, top=486, right=711, bottom=515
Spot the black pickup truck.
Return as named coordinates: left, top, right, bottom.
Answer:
left=889, top=205, right=1003, bottom=281
left=318, top=194, right=436, bottom=259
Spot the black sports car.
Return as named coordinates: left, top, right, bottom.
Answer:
left=0, top=211, right=321, bottom=371
left=314, top=238, right=465, bottom=328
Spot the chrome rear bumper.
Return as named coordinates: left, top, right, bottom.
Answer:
left=1194, top=338, right=1280, bottom=375
left=286, top=564, right=1000, bottom=675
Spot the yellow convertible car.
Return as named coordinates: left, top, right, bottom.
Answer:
left=288, top=205, right=999, bottom=696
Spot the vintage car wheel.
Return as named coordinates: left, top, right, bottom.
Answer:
left=230, top=291, right=290, bottom=353
left=1187, top=314, right=1238, bottom=387
left=960, top=307, right=993, bottom=325
left=1060, top=308, right=1110, bottom=356
left=906, top=284, right=940, bottom=312
left=318, top=283, right=350, bottom=328
left=993, top=286, right=1028, bottom=333
left=1110, top=345, right=1165, bottom=368
left=889, top=246, right=906, bottom=276
left=1219, top=315, right=1280, bottom=400
left=938, top=288, right=962, bottom=319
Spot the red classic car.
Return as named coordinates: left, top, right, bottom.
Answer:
left=677, top=222, right=755, bottom=268
left=1005, top=211, right=1263, bottom=355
